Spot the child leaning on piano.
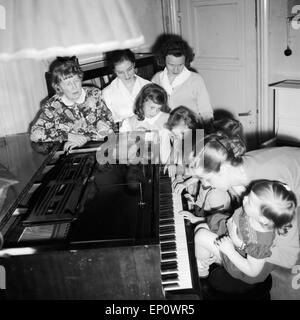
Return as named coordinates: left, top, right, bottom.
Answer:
left=119, top=83, right=170, bottom=163
left=160, top=106, right=203, bottom=180
left=181, top=180, right=297, bottom=281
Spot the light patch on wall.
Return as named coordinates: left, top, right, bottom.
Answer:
left=0, top=4, right=6, bottom=30
left=291, top=5, right=300, bottom=30
left=0, top=265, right=5, bottom=289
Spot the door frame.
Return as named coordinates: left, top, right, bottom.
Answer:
left=162, top=0, right=271, bottom=145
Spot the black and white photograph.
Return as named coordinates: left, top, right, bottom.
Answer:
left=0, top=0, right=300, bottom=303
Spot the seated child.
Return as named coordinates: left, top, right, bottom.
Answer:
left=160, top=106, right=203, bottom=179
left=119, top=83, right=170, bottom=163
left=176, top=119, right=246, bottom=218
left=190, top=180, right=297, bottom=280
left=120, top=83, right=170, bottom=133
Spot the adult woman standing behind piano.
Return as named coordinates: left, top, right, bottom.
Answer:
left=30, top=56, right=116, bottom=151
left=152, top=35, right=214, bottom=127
left=102, top=49, right=151, bottom=125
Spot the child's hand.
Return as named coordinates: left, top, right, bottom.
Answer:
left=184, top=193, right=195, bottom=204
left=178, top=210, right=205, bottom=224
left=186, top=182, right=198, bottom=196
left=183, top=193, right=196, bottom=210
left=173, top=182, right=187, bottom=194
left=214, top=236, right=235, bottom=255
left=164, top=164, right=177, bottom=178
left=226, top=217, right=244, bottom=248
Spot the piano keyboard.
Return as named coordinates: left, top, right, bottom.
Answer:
left=159, top=171, right=193, bottom=292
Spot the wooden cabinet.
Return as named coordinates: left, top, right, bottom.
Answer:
left=268, top=80, right=300, bottom=146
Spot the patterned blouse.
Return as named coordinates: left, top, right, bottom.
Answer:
left=220, top=207, right=276, bottom=282
left=30, top=86, right=116, bottom=143
left=232, top=207, right=275, bottom=259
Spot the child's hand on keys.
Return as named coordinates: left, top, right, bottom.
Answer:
left=183, top=193, right=196, bottom=210
left=184, top=193, right=196, bottom=204
left=173, top=181, right=187, bottom=194
left=164, top=164, right=177, bottom=178
left=178, top=210, right=205, bottom=224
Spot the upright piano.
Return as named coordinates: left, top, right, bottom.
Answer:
left=0, top=134, right=202, bottom=300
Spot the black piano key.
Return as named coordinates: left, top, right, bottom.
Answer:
left=160, top=193, right=173, bottom=199
left=162, top=283, right=180, bottom=290
left=159, top=234, right=176, bottom=242
left=159, top=186, right=172, bottom=194
left=161, top=252, right=177, bottom=260
left=161, top=261, right=178, bottom=272
left=159, top=225, right=175, bottom=234
left=159, top=204, right=172, bottom=210
left=159, top=210, right=174, bottom=218
left=160, top=242, right=176, bottom=252
left=159, top=208, right=173, bottom=214
left=161, top=273, right=179, bottom=282
left=159, top=218, right=174, bottom=226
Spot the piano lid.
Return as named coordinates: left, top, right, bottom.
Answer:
left=69, top=163, right=158, bottom=246
left=0, top=133, right=54, bottom=224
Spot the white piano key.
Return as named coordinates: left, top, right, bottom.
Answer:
left=159, top=174, right=193, bottom=292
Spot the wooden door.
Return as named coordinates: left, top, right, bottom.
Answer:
left=179, top=0, right=258, bottom=148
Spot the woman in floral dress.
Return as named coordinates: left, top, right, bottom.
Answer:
left=30, top=56, right=116, bottom=151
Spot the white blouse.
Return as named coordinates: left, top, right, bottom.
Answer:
left=102, top=75, right=150, bottom=122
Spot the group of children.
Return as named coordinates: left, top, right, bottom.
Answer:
left=30, top=44, right=300, bottom=287
left=119, top=82, right=299, bottom=283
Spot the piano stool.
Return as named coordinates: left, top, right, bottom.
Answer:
left=200, top=265, right=272, bottom=300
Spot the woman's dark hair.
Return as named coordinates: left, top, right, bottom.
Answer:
left=134, top=83, right=170, bottom=121
left=190, top=131, right=246, bottom=173
left=106, top=49, right=136, bottom=72
left=165, top=106, right=203, bottom=130
left=50, top=56, right=83, bottom=94
left=153, top=34, right=195, bottom=68
left=213, top=118, right=243, bottom=137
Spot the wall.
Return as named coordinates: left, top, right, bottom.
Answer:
left=269, top=0, right=300, bottom=83
left=128, top=0, right=164, bottom=52
left=0, top=0, right=164, bottom=137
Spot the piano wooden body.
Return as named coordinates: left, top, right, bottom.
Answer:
left=0, top=135, right=202, bottom=300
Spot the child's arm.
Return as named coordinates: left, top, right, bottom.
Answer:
left=159, top=129, right=173, bottom=165
left=215, top=236, right=265, bottom=277
left=179, top=210, right=205, bottom=224
left=226, top=217, right=245, bottom=249
left=174, top=176, right=199, bottom=194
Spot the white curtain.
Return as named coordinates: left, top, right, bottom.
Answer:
left=0, top=0, right=144, bottom=136
left=0, top=0, right=144, bottom=60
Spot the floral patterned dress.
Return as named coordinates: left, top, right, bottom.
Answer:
left=30, top=86, right=116, bottom=143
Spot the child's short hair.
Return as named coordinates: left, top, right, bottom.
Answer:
left=190, top=131, right=246, bottom=173
left=50, top=56, right=83, bottom=95
left=250, top=180, right=297, bottom=234
left=165, top=106, right=203, bottom=130
left=134, top=83, right=170, bottom=121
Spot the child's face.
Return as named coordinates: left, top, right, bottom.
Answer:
left=172, top=121, right=189, bottom=138
left=143, top=99, right=162, bottom=118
